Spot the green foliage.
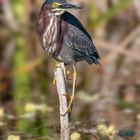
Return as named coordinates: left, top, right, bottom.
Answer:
left=13, top=36, right=32, bottom=132
left=90, top=0, right=133, bottom=27
left=38, top=65, right=49, bottom=96
left=117, top=101, right=140, bottom=111
left=12, top=0, right=24, bottom=21
left=13, top=26, right=49, bottom=140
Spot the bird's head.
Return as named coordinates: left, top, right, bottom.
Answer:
left=45, top=0, right=82, bottom=16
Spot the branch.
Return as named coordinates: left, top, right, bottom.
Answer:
left=95, top=25, right=140, bottom=64
left=95, top=39, right=140, bottom=62
left=54, top=63, right=70, bottom=140
left=2, top=0, right=19, bottom=31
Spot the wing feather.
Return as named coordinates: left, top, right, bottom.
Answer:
left=61, top=12, right=100, bottom=64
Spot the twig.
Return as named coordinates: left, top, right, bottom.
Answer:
left=2, top=40, right=16, bottom=67
left=95, top=39, right=140, bottom=62
left=106, top=26, right=140, bottom=62
left=95, top=25, right=140, bottom=64
left=2, top=0, right=19, bottom=30
left=54, top=63, right=70, bottom=140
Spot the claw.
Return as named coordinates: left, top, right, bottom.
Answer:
left=63, top=93, right=71, bottom=101
left=53, top=77, right=56, bottom=85
left=56, top=63, right=61, bottom=68
left=66, top=69, right=72, bottom=80
left=61, top=95, right=74, bottom=116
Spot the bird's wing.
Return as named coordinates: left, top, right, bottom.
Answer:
left=61, top=12, right=100, bottom=64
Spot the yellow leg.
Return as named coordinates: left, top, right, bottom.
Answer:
left=53, top=78, right=56, bottom=85
left=66, top=69, right=71, bottom=80
left=62, top=64, right=77, bottom=116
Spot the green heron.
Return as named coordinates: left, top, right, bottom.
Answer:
left=36, top=0, right=100, bottom=115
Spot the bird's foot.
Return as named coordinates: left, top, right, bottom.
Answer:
left=53, top=77, right=56, bottom=85
left=56, top=63, right=61, bottom=68
left=63, top=93, right=71, bottom=102
left=66, top=69, right=72, bottom=80
left=61, top=93, right=74, bottom=116
left=53, top=63, right=62, bottom=85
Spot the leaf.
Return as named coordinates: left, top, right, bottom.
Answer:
left=90, top=0, right=133, bottom=27
left=71, top=132, right=81, bottom=140
left=24, top=103, right=53, bottom=113
left=7, top=135, right=20, bottom=140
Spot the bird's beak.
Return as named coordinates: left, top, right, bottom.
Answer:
left=59, top=3, right=82, bottom=10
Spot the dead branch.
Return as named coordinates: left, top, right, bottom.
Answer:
left=54, top=63, right=70, bottom=140
left=2, top=0, right=19, bottom=30
left=95, top=26, right=140, bottom=64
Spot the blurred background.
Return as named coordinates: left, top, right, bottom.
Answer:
left=0, top=0, right=140, bottom=139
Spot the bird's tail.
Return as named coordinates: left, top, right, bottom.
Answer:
left=86, top=55, right=101, bottom=66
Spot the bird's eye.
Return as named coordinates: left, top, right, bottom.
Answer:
left=52, top=3, right=62, bottom=8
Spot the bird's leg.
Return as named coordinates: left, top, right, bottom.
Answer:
left=53, top=64, right=71, bottom=85
left=53, top=76, right=56, bottom=85
left=66, top=66, right=72, bottom=80
left=62, top=64, right=77, bottom=116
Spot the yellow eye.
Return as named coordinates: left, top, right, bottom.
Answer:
left=52, top=2, right=62, bottom=7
